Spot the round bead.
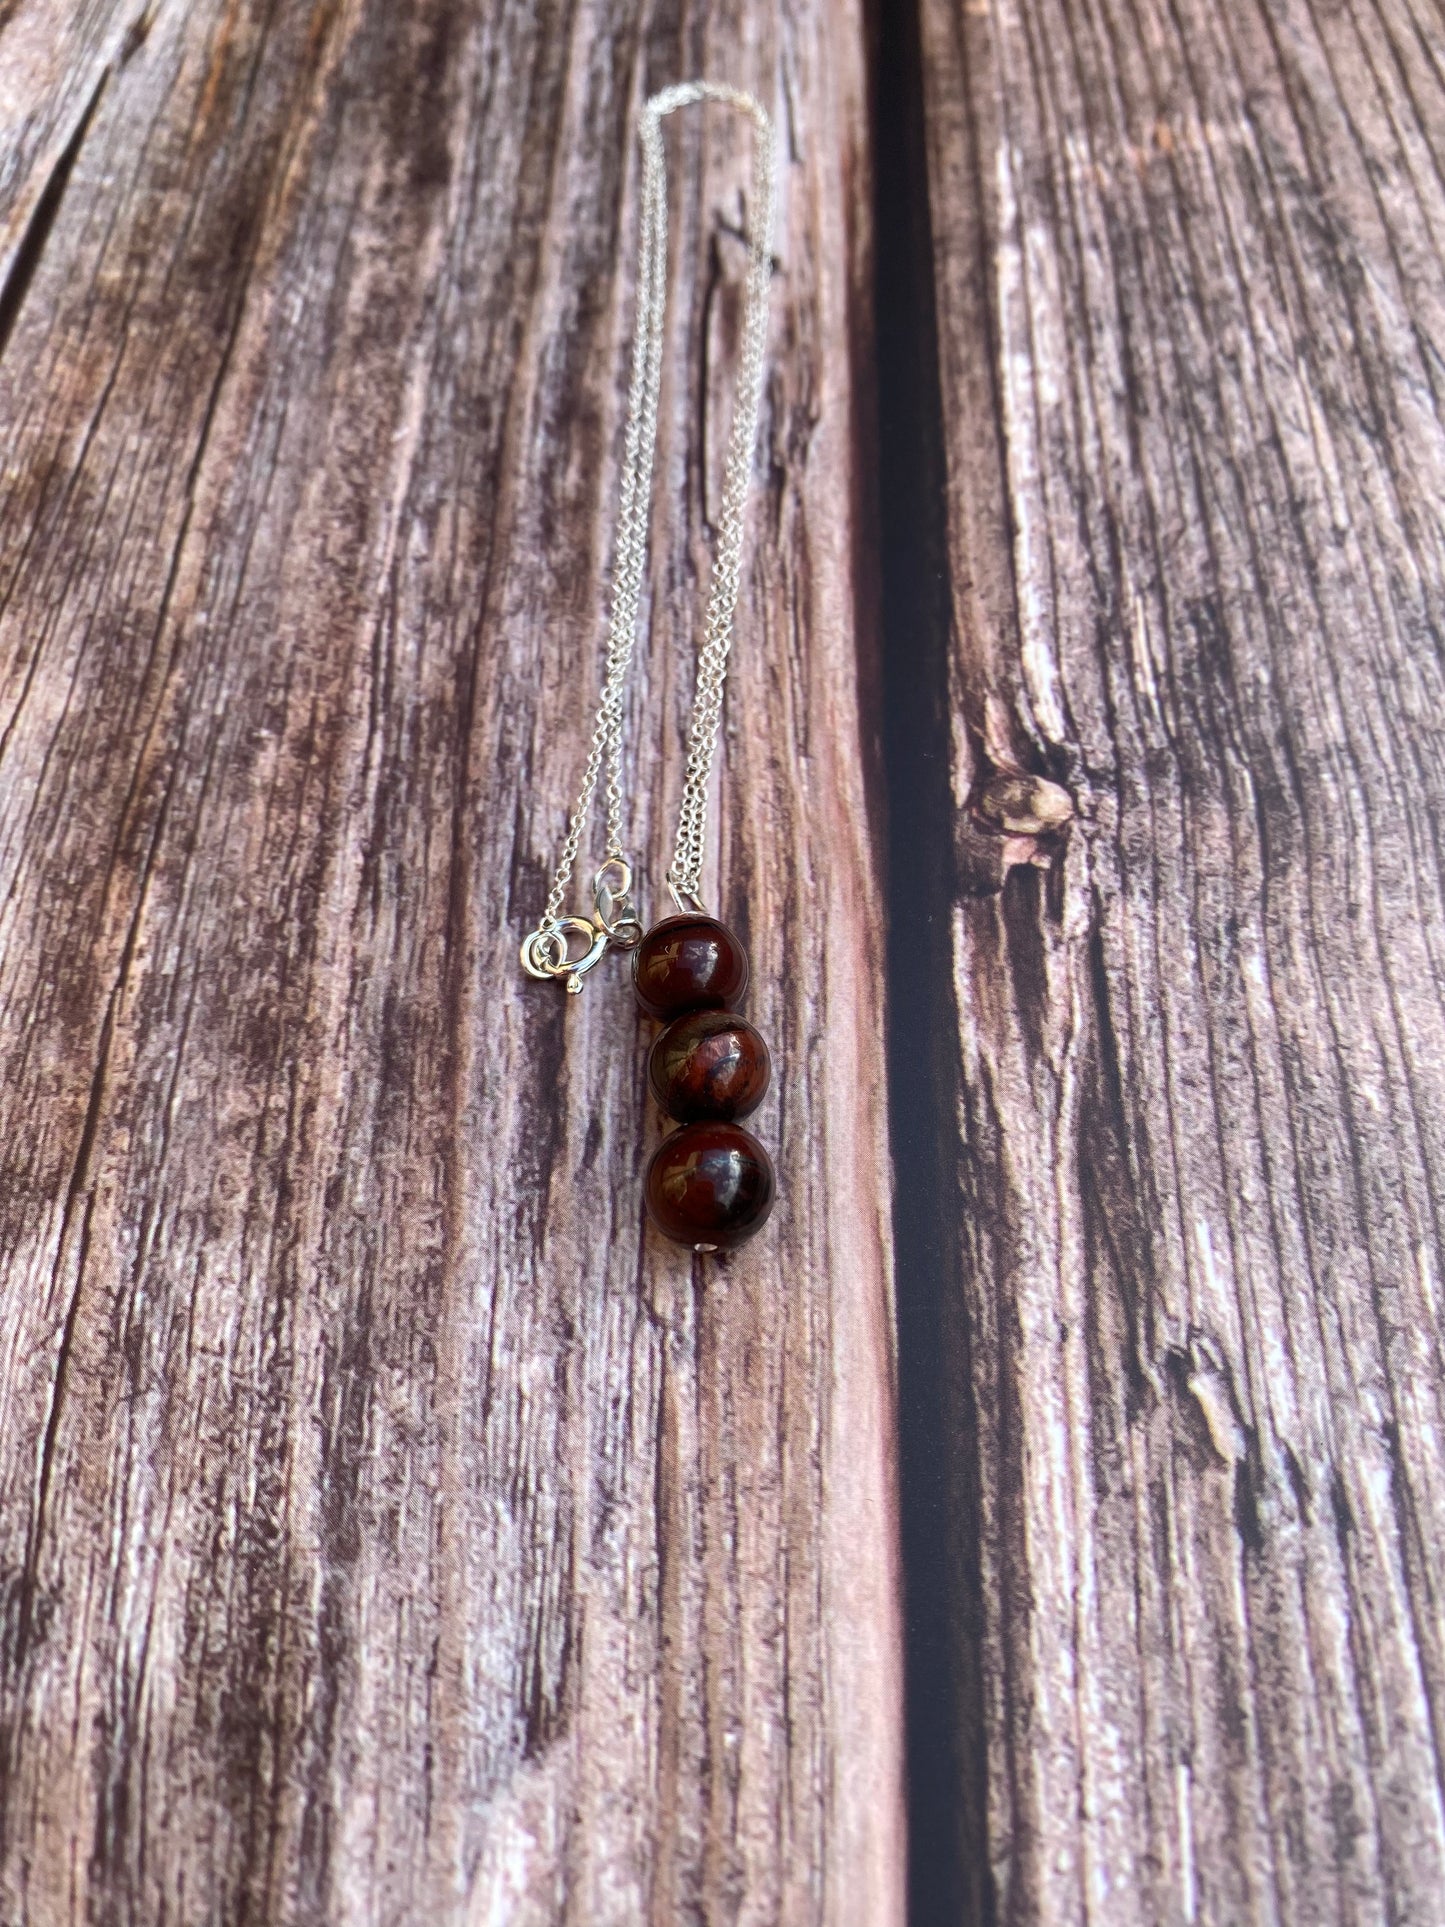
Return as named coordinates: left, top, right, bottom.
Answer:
left=649, top=1008, right=770, bottom=1123
left=644, top=1122, right=776, bottom=1251
left=632, top=915, right=749, bottom=1022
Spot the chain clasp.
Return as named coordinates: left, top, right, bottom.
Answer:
left=593, top=857, right=643, bottom=949
left=520, top=860, right=643, bottom=995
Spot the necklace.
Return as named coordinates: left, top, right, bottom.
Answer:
left=519, top=81, right=778, bottom=1255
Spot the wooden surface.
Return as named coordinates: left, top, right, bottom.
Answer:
left=916, top=0, right=1445, bottom=1919
left=0, top=4, right=902, bottom=1923
left=7, top=1, right=1445, bottom=1922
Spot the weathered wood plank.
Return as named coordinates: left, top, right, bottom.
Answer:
left=0, top=3, right=902, bottom=1921
left=917, top=0, right=1445, bottom=1918
left=0, top=3, right=150, bottom=276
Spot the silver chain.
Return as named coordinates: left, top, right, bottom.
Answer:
left=520, top=82, right=776, bottom=993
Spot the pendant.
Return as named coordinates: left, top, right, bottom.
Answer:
left=632, top=912, right=776, bottom=1252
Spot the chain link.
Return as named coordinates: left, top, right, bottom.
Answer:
left=660, top=87, right=776, bottom=904
left=525, top=82, right=776, bottom=973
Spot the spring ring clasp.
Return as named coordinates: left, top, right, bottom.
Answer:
left=519, top=860, right=643, bottom=995
left=519, top=915, right=609, bottom=994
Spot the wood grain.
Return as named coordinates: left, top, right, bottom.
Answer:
left=0, top=3, right=903, bottom=1922
left=917, top=0, right=1445, bottom=1918
left=0, top=2, right=148, bottom=278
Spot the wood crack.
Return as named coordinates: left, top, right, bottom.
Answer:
left=0, top=67, right=107, bottom=365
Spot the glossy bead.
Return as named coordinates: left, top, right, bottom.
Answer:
left=632, top=915, right=749, bottom=1022
left=649, top=1008, right=770, bottom=1123
left=644, top=1122, right=776, bottom=1251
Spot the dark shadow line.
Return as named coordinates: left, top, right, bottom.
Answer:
left=868, top=3, right=995, bottom=1921
left=0, top=71, right=108, bottom=364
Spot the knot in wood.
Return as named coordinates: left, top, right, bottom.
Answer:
left=976, top=771, right=1074, bottom=837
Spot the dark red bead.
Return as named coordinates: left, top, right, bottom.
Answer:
left=649, top=1008, right=770, bottom=1123
left=632, top=915, right=749, bottom=1022
left=644, top=1122, right=776, bottom=1251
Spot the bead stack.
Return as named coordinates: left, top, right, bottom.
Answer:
left=632, top=915, right=776, bottom=1252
